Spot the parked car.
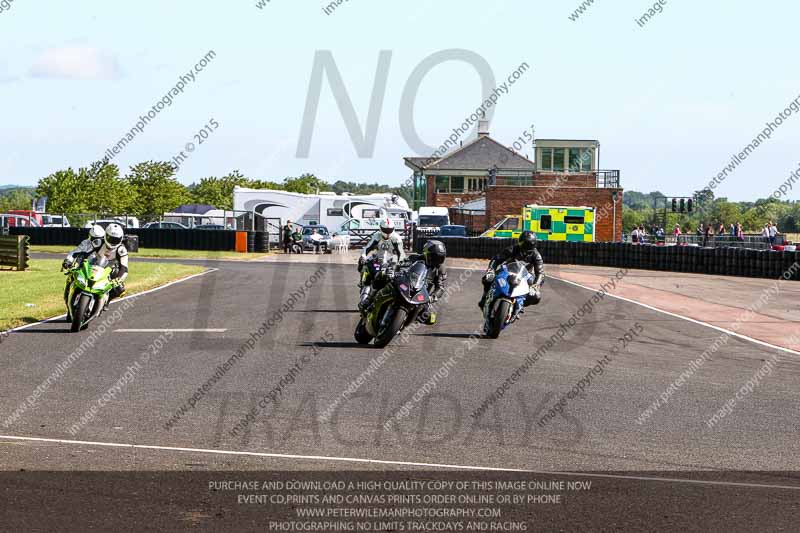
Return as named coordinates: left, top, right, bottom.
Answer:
left=301, top=225, right=333, bottom=252
left=143, top=221, right=188, bottom=229
left=83, top=217, right=140, bottom=229
left=438, top=225, right=468, bottom=237
left=195, top=224, right=226, bottom=230
left=1, top=213, right=41, bottom=228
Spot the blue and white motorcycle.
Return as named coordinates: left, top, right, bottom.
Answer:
left=482, top=260, right=534, bottom=339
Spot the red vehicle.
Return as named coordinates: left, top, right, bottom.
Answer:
left=7, top=210, right=43, bottom=227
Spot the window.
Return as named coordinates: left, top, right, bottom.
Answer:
left=500, top=217, right=520, bottom=230
left=450, top=176, right=464, bottom=193
left=552, top=148, right=565, bottom=171
left=564, top=216, right=584, bottom=225
left=467, top=177, right=486, bottom=192
left=541, top=149, right=553, bottom=170
left=362, top=209, right=381, bottom=218
left=568, top=148, right=593, bottom=171
left=435, top=176, right=450, bottom=193
left=327, top=208, right=344, bottom=217
left=540, top=215, right=552, bottom=231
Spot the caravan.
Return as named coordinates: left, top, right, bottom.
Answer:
left=233, top=188, right=412, bottom=236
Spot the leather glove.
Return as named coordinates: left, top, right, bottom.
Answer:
left=483, top=269, right=495, bottom=283
left=62, top=259, right=72, bottom=271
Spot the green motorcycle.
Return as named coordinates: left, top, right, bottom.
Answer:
left=63, top=255, right=116, bottom=332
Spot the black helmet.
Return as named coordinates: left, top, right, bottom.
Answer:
left=422, top=239, right=446, bottom=267
left=518, top=230, right=537, bottom=253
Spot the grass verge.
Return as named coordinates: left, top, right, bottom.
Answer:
left=0, top=259, right=206, bottom=330
left=31, top=245, right=269, bottom=260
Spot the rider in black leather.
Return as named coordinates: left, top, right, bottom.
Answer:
left=478, top=230, right=544, bottom=310
left=406, top=240, right=448, bottom=324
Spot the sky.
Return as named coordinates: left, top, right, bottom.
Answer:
left=1, top=0, right=799, bottom=201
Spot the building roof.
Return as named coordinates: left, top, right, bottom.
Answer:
left=404, top=135, right=535, bottom=172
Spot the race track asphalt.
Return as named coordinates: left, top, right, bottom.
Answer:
left=1, top=259, right=798, bottom=530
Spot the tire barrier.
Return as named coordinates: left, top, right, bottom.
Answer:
left=247, top=231, right=256, bottom=253
left=10, top=227, right=238, bottom=252
left=426, top=237, right=800, bottom=281
left=255, top=232, right=270, bottom=253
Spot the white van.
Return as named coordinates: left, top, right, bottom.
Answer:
left=41, top=214, right=71, bottom=227
left=416, top=206, right=450, bottom=237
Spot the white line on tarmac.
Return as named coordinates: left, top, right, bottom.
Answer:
left=0, top=434, right=798, bottom=491
left=1, top=268, right=219, bottom=335
left=114, top=329, right=227, bottom=333
left=549, top=275, right=800, bottom=357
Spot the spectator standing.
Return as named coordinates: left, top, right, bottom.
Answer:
left=703, top=224, right=713, bottom=247
left=718, top=223, right=725, bottom=235
left=730, top=223, right=736, bottom=237
left=736, top=222, right=744, bottom=241
left=769, top=222, right=778, bottom=246
left=282, top=220, right=293, bottom=253
left=631, top=226, right=640, bottom=244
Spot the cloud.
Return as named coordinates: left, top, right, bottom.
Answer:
left=29, top=46, right=121, bottom=80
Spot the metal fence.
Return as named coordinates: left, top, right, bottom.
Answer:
left=629, top=234, right=789, bottom=249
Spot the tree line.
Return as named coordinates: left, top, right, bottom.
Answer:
left=22, top=160, right=410, bottom=220
left=623, top=190, right=799, bottom=234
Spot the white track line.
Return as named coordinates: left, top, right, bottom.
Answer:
left=1, top=268, right=218, bottom=335
left=549, top=275, right=800, bottom=357
left=114, top=329, right=227, bottom=333
left=0, top=434, right=798, bottom=491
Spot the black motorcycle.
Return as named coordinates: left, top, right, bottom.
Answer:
left=355, top=258, right=431, bottom=348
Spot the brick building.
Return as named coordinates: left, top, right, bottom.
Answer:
left=404, top=124, right=623, bottom=241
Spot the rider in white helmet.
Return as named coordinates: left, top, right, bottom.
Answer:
left=360, top=217, right=406, bottom=264
left=99, top=223, right=129, bottom=303
left=64, top=224, right=106, bottom=267
left=63, top=225, right=108, bottom=302
left=357, top=217, right=406, bottom=310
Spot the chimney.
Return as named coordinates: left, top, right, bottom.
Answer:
left=478, top=120, right=490, bottom=138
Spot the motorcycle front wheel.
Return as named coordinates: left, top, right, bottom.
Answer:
left=374, top=307, right=407, bottom=348
left=354, top=318, right=373, bottom=344
left=71, top=293, right=91, bottom=333
left=485, top=300, right=510, bottom=339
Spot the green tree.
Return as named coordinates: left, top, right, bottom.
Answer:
left=35, top=168, right=91, bottom=213
left=282, top=173, right=330, bottom=194
left=85, top=161, right=137, bottom=214
left=0, top=187, right=35, bottom=211
left=710, top=199, right=742, bottom=226
left=126, top=161, right=190, bottom=220
left=622, top=209, right=646, bottom=233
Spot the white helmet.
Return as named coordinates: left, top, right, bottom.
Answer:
left=379, top=217, right=395, bottom=240
left=105, top=223, right=125, bottom=248
left=88, top=225, right=106, bottom=240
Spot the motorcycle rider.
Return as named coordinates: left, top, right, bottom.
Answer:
left=405, top=239, right=447, bottom=325
left=99, top=223, right=129, bottom=304
left=358, top=217, right=407, bottom=310
left=64, top=223, right=129, bottom=309
left=478, top=230, right=544, bottom=310
left=63, top=225, right=106, bottom=301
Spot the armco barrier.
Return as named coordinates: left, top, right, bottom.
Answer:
left=10, top=227, right=237, bottom=251
left=421, top=237, right=800, bottom=281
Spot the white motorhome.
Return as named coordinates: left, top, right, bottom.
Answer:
left=233, top=188, right=412, bottom=235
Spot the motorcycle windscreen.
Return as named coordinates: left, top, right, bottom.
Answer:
left=505, top=261, right=531, bottom=297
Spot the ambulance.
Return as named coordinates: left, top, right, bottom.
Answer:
left=481, top=205, right=596, bottom=242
